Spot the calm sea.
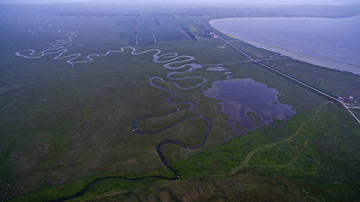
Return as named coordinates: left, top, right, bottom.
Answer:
left=210, top=16, right=360, bottom=75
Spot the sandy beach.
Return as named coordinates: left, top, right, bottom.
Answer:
left=210, top=19, right=360, bottom=76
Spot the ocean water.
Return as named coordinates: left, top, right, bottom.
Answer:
left=210, top=16, right=360, bottom=75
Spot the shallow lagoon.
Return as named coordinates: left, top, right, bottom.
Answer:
left=204, top=78, right=296, bottom=135
left=210, top=16, right=360, bottom=75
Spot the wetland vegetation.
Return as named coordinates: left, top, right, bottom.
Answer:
left=0, top=1, right=360, bottom=201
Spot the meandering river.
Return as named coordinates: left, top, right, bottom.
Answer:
left=15, top=32, right=212, bottom=201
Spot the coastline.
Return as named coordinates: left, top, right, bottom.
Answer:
left=209, top=19, right=360, bottom=76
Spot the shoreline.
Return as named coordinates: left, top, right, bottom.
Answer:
left=209, top=19, right=360, bottom=76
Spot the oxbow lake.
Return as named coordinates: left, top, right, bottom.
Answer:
left=203, top=78, right=296, bottom=135
left=210, top=16, right=360, bottom=75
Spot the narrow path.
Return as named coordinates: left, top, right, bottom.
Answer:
left=231, top=103, right=324, bottom=175
left=153, top=33, right=157, bottom=44
left=201, top=56, right=290, bottom=67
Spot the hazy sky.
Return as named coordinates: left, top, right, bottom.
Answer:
left=1, top=0, right=359, bottom=4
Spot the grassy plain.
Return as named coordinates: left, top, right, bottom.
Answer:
left=0, top=3, right=360, bottom=201
left=352, top=109, right=360, bottom=118
left=16, top=103, right=360, bottom=201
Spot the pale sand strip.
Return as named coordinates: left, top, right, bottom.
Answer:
left=210, top=20, right=360, bottom=75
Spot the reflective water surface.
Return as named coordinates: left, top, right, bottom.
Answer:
left=204, top=78, right=296, bottom=135
left=210, top=16, right=360, bottom=75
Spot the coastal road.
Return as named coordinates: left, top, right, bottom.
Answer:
left=201, top=56, right=290, bottom=68
left=215, top=33, right=360, bottom=124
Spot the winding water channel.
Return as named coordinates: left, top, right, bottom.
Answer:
left=15, top=32, right=212, bottom=201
